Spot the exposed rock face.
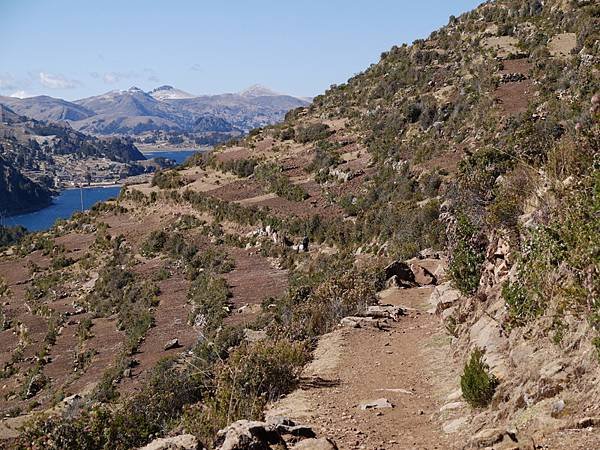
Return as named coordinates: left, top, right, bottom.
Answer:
left=429, top=282, right=461, bottom=315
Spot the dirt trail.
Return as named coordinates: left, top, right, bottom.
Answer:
left=268, top=285, right=468, bottom=449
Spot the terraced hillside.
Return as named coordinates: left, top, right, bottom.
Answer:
left=0, top=0, right=598, bottom=448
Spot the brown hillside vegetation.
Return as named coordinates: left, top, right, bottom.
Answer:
left=0, top=0, right=598, bottom=448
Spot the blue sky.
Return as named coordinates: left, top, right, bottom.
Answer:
left=0, top=0, right=481, bottom=100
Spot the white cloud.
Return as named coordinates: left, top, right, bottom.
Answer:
left=39, top=72, right=79, bottom=89
left=10, top=90, right=34, bottom=98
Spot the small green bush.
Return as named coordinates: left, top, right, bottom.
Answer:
left=448, top=214, right=485, bottom=295
left=294, top=122, right=333, bottom=143
left=461, top=348, right=499, bottom=408
left=151, top=170, right=186, bottom=189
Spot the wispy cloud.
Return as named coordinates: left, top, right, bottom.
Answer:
left=39, top=72, right=80, bottom=89
left=190, top=63, right=202, bottom=72
left=10, top=90, right=34, bottom=99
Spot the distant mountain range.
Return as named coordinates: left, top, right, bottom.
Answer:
left=0, top=85, right=309, bottom=136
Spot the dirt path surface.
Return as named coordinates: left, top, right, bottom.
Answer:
left=268, top=285, right=468, bottom=449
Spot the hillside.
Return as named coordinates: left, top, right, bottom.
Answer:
left=0, top=156, right=52, bottom=214
left=0, top=106, right=152, bottom=210
left=0, top=0, right=598, bottom=449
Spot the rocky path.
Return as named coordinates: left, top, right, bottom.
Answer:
left=267, top=284, right=469, bottom=449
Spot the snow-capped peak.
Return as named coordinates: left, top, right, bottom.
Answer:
left=149, top=85, right=195, bottom=100
left=238, top=84, right=280, bottom=97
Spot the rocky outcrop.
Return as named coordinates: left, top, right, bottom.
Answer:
left=384, top=260, right=439, bottom=289
left=214, top=418, right=336, bottom=450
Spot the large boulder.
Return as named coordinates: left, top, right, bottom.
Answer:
left=410, top=263, right=437, bottom=286
left=384, top=260, right=414, bottom=281
left=428, top=282, right=461, bottom=314
left=383, top=261, right=417, bottom=288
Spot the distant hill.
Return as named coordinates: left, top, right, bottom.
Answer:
left=0, top=85, right=309, bottom=138
left=0, top=95, right=95, bottom=122
left=0, top=155, right=52, bottom=215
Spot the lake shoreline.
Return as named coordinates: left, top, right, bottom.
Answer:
left=6, top=186, right=123, bottom=231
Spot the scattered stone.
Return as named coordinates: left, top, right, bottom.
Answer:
left=551, top=399, right=565, bottom=418
left=358, top=398, right=394, bottom=410
left=446, top=389, right=462, bottom=401
left=428, top=282, right=461, bottom=314
left=466, top=428, right=535, bottom=450
left=499, top=72, right=528, bottom=83
left=362, top=305, right=405, bottom=320
left=340, top=316, right=389, bottom=330
left=123, top=368, right=132, bottom=378
left=164, top=338, right=181, bottom=351
left=140, top=434, right=200, bottom=450
left=25, top=373, right=47, bottom=398
left=571, top=417, right=600, bottom=429
left=214, top=418, right=331, bottom=450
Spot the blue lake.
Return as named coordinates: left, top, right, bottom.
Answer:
left=7, top=186, right=122, bottom=232
left=6, top=150, right=203, bottom=232
left=143, top=149, right=200, bottom=165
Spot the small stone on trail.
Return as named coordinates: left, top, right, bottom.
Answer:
left=164, top=338, right=180, bottom=350
left=358, top=398, right=394, bottom=410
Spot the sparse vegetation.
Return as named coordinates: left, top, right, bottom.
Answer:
left=151, top=170, right=186, bottom=189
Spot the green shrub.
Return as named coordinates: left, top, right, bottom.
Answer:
left=216, top=158, right=259, bottom=177
left=294, top=122, right=333, bottom=143
left=151, top=170, right=186, bottom=189
left=140, top=230, right=167, bottom=256
left=255, top=162, right=309, bottom=202
left=187, top=272, right=231, bottom=333
left=184, top=339, right=308, bottom=441
left=502, top=281, right=542, bottom=326
left=448, top=214, right=485, bottom=295
left=461, top=348, right=499, bottom=408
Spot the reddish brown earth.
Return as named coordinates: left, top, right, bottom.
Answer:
left=267, top=285, right=466, bottom=449
left=225, top=247, right=288, bottom=326
left=494, top=58, right=535, bottom=116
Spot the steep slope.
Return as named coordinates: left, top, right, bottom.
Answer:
left=0, top=1, right=598, bottom=449
left=0, top=156, right=52, bottom=215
